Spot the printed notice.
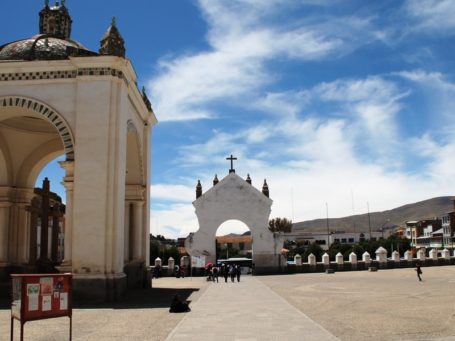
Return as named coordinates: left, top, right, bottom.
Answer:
left=27, top=283, right=40, bottom=297
left=28, top=296, right=38, bottom=311
left=27, top=283, right=40, bottom=311
left=60, top=292, right=68, bottom=310
left=40, top=277, right=53, bottom=296
left=42, top=295, right=51, bottom=311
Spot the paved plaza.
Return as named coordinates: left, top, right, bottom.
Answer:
left=1, top=266, right=455, bottom=340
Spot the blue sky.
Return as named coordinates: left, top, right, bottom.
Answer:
left=2, top=1, right=455, bottom=238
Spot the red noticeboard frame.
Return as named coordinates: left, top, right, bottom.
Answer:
left=10, top=273, right=73, bottom=341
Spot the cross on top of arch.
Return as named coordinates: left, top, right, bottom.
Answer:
left=226, top=154, right=237, bottom=174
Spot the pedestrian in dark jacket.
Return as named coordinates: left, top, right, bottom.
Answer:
left=236, top=264, right=241, bottom=282
left=415, top=264, right=423, bottom=281
left=223, top=264, right=229, bottom=283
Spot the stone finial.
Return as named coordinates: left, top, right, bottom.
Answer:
left=362, top=251, right=371, bottom=263
left=308, top=253, right=316, bottom=266
left=45, top=0, right=49, bottom=7
left=375, top=246, right=387, bottom=263
left=213, top=174, right=219, bottom=186
left=429, top=248, right=438, bottom=260
left=322, top=253, right=330, bottom=265
left=349, top=252, right=357, bottom=264
left=246, top=174, right=252, bottom=185
left=154, top=257, right=162, bottom=267
left=391, top=250, right=400, bottom=262
left=294, top=254, right=302, bottom=266
left=99, top=18, right=126, bottom=57
left=417, top=248, right=425, bottom=261
left=196, top=180, right=202, bottom=199
left=262, top=179, right=269, bottom=197
left=336, top=252, right=343, bottom=264
left=441, top=248, right=450, bottom=259
left=404, top=250, right=413, bottom=262
left=167, top=257, right=175, bottom=270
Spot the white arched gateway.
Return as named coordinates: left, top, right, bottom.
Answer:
left=0, top=3, right=157, bottom=301
left=185, top=170, right=285, bottom=275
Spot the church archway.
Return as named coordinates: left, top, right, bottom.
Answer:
left=0, top=97, right=71, bottom=275
left=123, top=120, right=148, bottom=288
left=0, top=96, right=75, bottom=161
left=185, top=171, right=285, bottom=274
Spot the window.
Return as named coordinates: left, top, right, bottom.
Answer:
left=341, top=238, right=347, bottom=243
left=348, top=238, right=355, bottom=243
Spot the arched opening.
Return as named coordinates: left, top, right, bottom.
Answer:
left=123, top=121, right=147, bottom=288
left=215, top=220, right=252, bottom=266
left=0, top=99, right=73, bottom=277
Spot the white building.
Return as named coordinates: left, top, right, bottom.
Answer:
left=0, top=2, right=156, bottom=300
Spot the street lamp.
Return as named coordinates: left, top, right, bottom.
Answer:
left=380, top=219, right=390, bottom=239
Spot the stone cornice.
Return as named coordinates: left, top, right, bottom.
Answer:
left=0, top=56, right=157, bottom=126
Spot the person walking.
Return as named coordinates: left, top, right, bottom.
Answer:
left=415, top=263, right=423, bottom=281
left=222, top=264, right=229, bottom=283
left=212, top=266, right=219, bottom=283
left=229, top=265, right=235, bottom=282
left=236, top=264, right=241, bottom=282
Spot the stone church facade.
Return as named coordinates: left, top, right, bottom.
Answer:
left=0, top=2, right=157, bottom=300
left=186, top=171, right=285, bottom=274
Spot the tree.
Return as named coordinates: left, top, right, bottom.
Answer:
left=268, top=217, right=293, bottom=233
left=303, top=242, right=324, bottom=262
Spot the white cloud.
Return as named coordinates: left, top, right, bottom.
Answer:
left=149, top=1, right=380, bottom=122
left=404, top=0, right=455, bottom=32
left=151, top=184, right=194, bottom=202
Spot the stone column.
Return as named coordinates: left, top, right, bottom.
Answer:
left=132, top=200, right=144, bottom=260
left=124, top=201, right=131, bottom=262
left=59, top=161, right=74, bottom=269
left=0, top=202, right=11, bottom=263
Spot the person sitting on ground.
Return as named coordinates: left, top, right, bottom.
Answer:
left=169, top=294, right=191, bottom=313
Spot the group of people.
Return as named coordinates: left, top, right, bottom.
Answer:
left=174, top=265, right=186, bottom=278
left=207, top=264, right=241, bottom=283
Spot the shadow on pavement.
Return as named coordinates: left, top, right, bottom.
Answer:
left=0, top=286, right=199, bottom=310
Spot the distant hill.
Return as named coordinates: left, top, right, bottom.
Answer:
left=292, top=196, right=454, bottom=233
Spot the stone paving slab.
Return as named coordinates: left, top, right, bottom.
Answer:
left=166, top=276, right=339, bottom=341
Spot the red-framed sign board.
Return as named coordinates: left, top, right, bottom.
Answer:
left=10, top=273, right=72, bottom=341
